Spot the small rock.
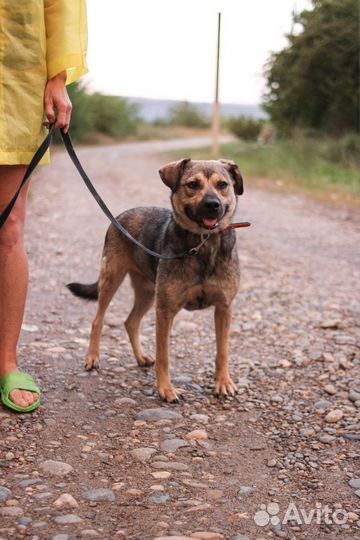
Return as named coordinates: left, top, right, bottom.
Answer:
left=5, top=452, right=15, bottom=461
left=80, top=530, right=99, bottom=537
left=114, top=397, right=136, bottom=406
left=18, top=517, right=32, bottom=526
left=136, top=408, right=182, bottom=422
left=130, top=447, right=156, bottom=461
left=186, top=429, right=208, bottom=441
left=349, top=478, right=360, bottom=489
left=161, top=439, right=188, bottom=453
left=83, top=488, right=115, bottom=502
left=320, top=319, right=340, bottom=329
left=324, top=409, right=344, bottom=423
left=152, top=461, right=188, bottom=471
left=348, top=512, right=359, bottom=522
left=270, top=395, right=283, bottom=403
left=190, top=533, right=224, bottom=540
left=0, top=506, right=23, bottom=517
left=190, top=414, right=209, bottom=424
left=126, top=488, right=143, bottom=496
left=149, top=493, right=170, bottom=504
left=54, top=514, right=83, bottom=525
left=324, top=384, right=337, bottom=395
left=154, top=537, right=194, bottom=540
left=355, top=489, right=360, bottom=498
left=39, top=460, right=73, bottom=476
left=238, top=486, right=255, bottom=500
left=267, top=459, right=277, bottom=467
left=53, top=493, right=79, bottom=509
left=52, top=535, right=69, bottom=540
left=0, top=486, right=11, bottom=502
left=314, top=400, right=333, bottom=409
left=318, top=434, right=336, bottom=444
left=349, top=390, right=360, bottom=402
left=151, top=471, right=171, bottom=479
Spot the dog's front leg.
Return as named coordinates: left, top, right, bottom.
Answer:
left=214, top=305, right=238, bottom=396
left=155, top=307, right=180, bottom=402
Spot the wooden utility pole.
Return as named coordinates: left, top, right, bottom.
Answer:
left=211, top=12, right=221, bottom=156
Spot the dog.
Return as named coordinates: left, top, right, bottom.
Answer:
left=67, top=158, right=244, bottom=402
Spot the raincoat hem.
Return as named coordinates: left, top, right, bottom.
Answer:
left=0, top=150, right=50, bottom=166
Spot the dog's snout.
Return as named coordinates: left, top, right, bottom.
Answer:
left=204, top=198, right=220, bottom=210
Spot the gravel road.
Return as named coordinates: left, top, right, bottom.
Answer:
left=0, top=137, right=359, bottom=540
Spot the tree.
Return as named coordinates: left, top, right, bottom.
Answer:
left=263, top=0, right=359, bottom=135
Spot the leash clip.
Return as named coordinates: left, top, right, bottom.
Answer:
left=188, top=233, right=211, bottom=256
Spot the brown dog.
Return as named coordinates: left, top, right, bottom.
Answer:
left=67, top=158, right=244, bottom=402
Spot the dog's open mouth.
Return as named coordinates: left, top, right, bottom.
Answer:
left=202, top=218, right=219, bottom=229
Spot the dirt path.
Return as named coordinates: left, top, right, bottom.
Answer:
left=1, top=138, right=359, bottom=540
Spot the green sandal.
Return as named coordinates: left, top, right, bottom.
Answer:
left=0, top=372, right=41, bottom=413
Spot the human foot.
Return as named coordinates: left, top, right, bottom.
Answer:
left=0, top=371, right=40, bottom=412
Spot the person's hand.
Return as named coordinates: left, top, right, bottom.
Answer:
left=44, top=71, right=72, bottom=133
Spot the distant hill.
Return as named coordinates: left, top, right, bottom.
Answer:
left=126, top=97, right=267, bottom=122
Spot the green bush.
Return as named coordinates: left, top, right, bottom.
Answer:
left=168, top=101, right=210, bottom=128
left=66, top=83, right=139, bottom=142
left=227, top=116, right=264, bottom=141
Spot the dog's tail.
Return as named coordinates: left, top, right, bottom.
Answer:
left=66, top=281, right=99, bottom=301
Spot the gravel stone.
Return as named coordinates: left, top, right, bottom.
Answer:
left=54, top=514, right=83, bottom=525
left=186, top=429, right=208, bottom=441
left=53, top=493, right=79, bottom=508
left=237, top=486, right=256, bottom=500
left=152, top=461, right=189, bottom=471
left=0, top=486, right=11, bottom=502
left=39, top=460, right=74, bottom=476
left=348, top=390, right=360, bottom=402
left=130, top=447, right=157, bottom=461
left=160, top=438, right=189, bottom=453
left=349, top=479, right=360, bottom=489
left=136, top=408, right=182, bottom=422
left=324, top=409, right=344, bottom=423
left=83, top=488, right=115, bottom=502
left=0, top=506, right=23, bottom=517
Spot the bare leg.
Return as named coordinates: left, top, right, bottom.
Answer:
left=125, top=272, right=155, bottom=367
left=156, top=308, right=179, bottom=402
left=86, top=255, right=127, bottom=370
left=214, top=305, right=237, bottom=396
left=0, top=165, right=38, bottom=407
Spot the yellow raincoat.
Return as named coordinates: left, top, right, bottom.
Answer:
left=0, top=0, right=88, bottom=165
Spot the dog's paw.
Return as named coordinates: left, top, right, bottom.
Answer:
left=215, top=376, right=238, bottom=397
left=85, top=354, right=100, bottom=371
left=136, top=353, right=155, bottom=368
left=158, top=384, right=182, bottom=403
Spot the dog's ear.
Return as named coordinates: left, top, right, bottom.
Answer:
left=159, top=158, right=191, bottom=192
left=218, top=159, right=244, bottom=195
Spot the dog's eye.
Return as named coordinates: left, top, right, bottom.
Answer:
left=217, top=181, right=228, bottom=190
left=187, top=181, right=200, bottom=190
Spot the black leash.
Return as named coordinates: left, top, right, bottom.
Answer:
left=0, top=126, right=250, bottom=260
left=0, top=124, right=55, bottom=230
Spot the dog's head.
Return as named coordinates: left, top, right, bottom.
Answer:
left=159, top=158, right=243, bottom=234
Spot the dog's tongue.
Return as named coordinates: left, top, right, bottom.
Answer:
left=203, top=218, right=218, bottom=228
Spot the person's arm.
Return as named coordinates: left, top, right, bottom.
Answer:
left=44, top=0, right=88, bottom=132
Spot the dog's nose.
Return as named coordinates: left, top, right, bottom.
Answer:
left=204, top=198, right=220, bottom=210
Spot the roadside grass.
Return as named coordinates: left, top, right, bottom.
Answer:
left=170, top=137, right=359, bottom=202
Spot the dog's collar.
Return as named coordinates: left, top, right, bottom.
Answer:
left=189, top=221, right=251, bottom=255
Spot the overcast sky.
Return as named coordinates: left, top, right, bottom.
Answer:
left=84, top=0, right=312, bottom=104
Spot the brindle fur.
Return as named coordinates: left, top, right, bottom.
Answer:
left=67, top=159, right=244, bottom=402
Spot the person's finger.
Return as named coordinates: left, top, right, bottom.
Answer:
left=44, top=97, right=55, bottom=124
left=63, top=102, right=72, bottom=134
left=55, top=102, right=72, bottom=132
